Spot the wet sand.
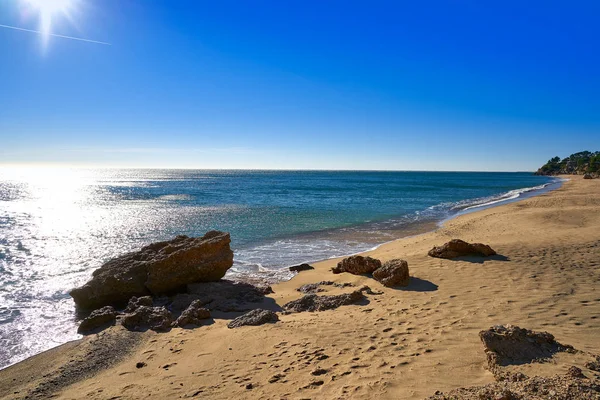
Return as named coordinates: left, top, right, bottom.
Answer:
left=2, top=175, right=599, bottom=399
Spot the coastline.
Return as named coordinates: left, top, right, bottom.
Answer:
left=2, top=175, right=599, bottom=399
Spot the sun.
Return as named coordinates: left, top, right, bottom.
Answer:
left=21, top=0, right=78, bottom=44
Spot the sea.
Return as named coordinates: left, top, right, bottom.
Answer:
left=0, top=168, right=560, bottom=369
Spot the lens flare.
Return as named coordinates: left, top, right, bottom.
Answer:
left=21, top=0, right=78, bottom=48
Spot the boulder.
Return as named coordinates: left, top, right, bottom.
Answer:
left=479, top=325, right=574, bottom=371
left=289, top=263, right=314, bottom=273
left=331, top=255, right=382, bottom=275
left=283, top=286, right=370, bottom=313
left=77, top=306, right=117, bottom=334
left=121, top=306, right=173, bottom=332
left=70, top=231, right=234, bottom=310
left=174, top=300, right=211, bottom=327
left=373, top=259, right=410, bottom=287
left=583, top=173, right=593, bottom=179
left=227, top=309, right=279, bottom=329
left=428, top=239, right=496, bottom=259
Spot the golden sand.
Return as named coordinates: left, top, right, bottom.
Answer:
left=3, top=175, right=599, bottom=399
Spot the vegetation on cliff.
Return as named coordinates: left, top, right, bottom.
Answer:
left=535, top=151, right=600, bottom=176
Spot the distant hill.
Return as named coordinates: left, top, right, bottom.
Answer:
left=535, top=151, right=600, bottom=176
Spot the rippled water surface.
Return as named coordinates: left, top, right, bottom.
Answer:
left=0, top=168, right=557, bottom=368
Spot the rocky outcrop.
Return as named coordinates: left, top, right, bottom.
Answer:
left=173, top=300, right=211, bottom=327
left=77, top=306, right=117, bottom=334
left=372, top=259, right=409, bottom=287
left=289, top=263, right=314, bottom=272
left=331, top=255, right=382, bottom=275
left=427, top=369, right=600, bottom=399
left=535, top=151, right=600, bottom=176
left=428, top=239, right=496, bottom=259
left=121, top=306, right=173, bottom=332
left=297, top=281, right=354, bottom=294
left=184, top=280, right=273, bottom=312
left=283, top=286, right=370, bottom=313
left=227, top=309, right=279, bottom=328
left=70, top=231, right=234, bottom=310
left=479, top=325, right=574, bottom=372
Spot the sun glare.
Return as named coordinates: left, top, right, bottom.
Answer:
left=22, top=0, right=77, bottom=45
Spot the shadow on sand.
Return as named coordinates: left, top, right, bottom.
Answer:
left=394, top=276, right=438, bottom=292
left=449, top=254, right=510, bottom=264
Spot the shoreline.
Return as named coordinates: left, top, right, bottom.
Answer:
left=2, top=175, right=599, bottom=399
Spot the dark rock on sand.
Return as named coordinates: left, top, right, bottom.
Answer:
left=70, top=231, right=234, bottom=310
left=227, top=309, right=279, bottom=328
left=479, top=325, right=574, bottom=372
left=283, top=286, right=370, bottom=313
left=124, top=296, right=153, bottom=313
left=184, top=280, right=273, bottom=312
left=121, top=306, right=173, bottom=332
left=428, top=239, right=497, bottom=259
left=373, top=259, right=410, bottom=287
left=174, top=300, right=211, bottom=327
left=427, top=369, right=600, bottom=399
left=331, top=255, right=382, bottom=275
left=583, top=173, right=594, bottom=179
left=289, top=263, right=314, bottom=272
left=297, top=281, right=354, bottom=294
left=585, top=356, right=600, bottom=372
left=77, top=306, right=117, bottom=334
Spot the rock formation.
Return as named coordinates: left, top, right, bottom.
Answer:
left=331, top=255, right=382, bottom=275
left=372, top=259, right=410, bottom=287
left=70, top=231, right=234, bottom=310
left=173, top=300, right=211, bottom=327
left=479, top=325, right=574, bottom=372
left=583, top=173, right=594, bottom=179
left=283, top=286, right=370, bottom=312
left=428, top=239, right=496, bottom=259
left=77, top=306, right=117, bottom=334
left=227, top=309, right=279, bottom=328
left=120, top=306, right=173, bottom=332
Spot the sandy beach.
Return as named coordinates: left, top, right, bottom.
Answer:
left=1, top=175, right=599, bottom=399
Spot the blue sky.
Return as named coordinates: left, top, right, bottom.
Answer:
left=0, top=0, right=598, bottom=170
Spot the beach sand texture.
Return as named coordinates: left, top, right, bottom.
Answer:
left=1, top=175, right=599, bottom=399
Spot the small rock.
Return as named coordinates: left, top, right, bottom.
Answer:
left=245, top=383, right=253, bottom=389
left=124, top=296, right=153, bottom=313
left=174, top=300, right=211, bottom=327
left=289, top=263, right=314, bottom=272
left=428, top=239, right=497, bottom=259
left=283, top=287, right=369, bottom=313
left=77, top=306, right=117, bottom=334
left=136, top=362, right=147, bottom=369
left=583, top=173, right=593, bottom=179
left=227, top=309, right=279, bottom=329
left=372, top=259, right=409, bottom=287
left=121, top=306, right=173, bottom=332
left=331, top=255, right=382, bottom=275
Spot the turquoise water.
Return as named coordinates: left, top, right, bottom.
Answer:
left=0, top=168, right=558, bottom=368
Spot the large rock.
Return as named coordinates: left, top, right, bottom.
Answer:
left=283, top=287, right=370, bottom=313
left=583, top=173, right=593, bottom=179
left=121, top=306, right=173, bottom=332
left=331, top=256, right=382, bottom=275
left=428, top=239, right=496, bottom=259
left=70, top=231, right=234, bottom=310
left=373, top=259, right=409, bottom=287
left=77, top=306, right=117, bottom=334
left=174, top=300, right=211, bottom=327
left=227, top=309, right=279, bottom=329
left=479, top=325, right=574, bottom=371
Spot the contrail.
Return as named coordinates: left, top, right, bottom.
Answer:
left=0, top=23, right=111, bottom=45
